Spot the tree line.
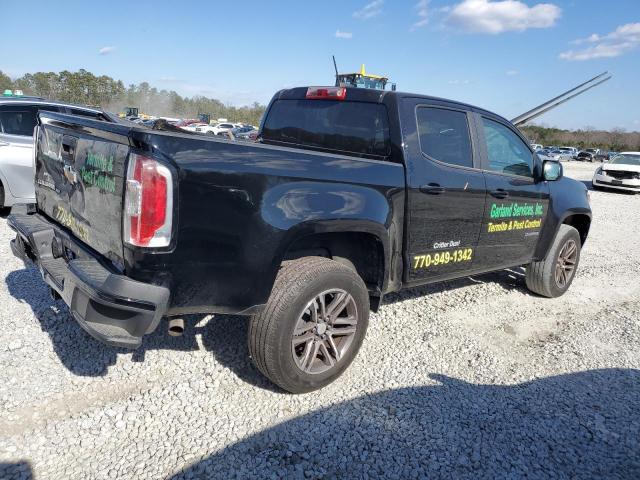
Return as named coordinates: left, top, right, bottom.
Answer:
left=520, top=125, right=640, bottom=152
left=2, top=69, right=637, bottom=148
left=0, top=69, right=266, bottom=126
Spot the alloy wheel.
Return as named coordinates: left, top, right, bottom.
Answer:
left=555, top=239, right=578, bottom=288
left=291, top=289, right=358, bottom=374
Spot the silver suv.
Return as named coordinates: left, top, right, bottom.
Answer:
left=0, top=95, right=110, bottom=207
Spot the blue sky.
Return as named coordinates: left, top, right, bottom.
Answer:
left=0, top=0, right=638, bottom=130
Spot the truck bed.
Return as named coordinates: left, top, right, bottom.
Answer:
left=33, top=112, right=406, bottom=316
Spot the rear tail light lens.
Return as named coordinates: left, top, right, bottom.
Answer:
left=305, top=87, right=346, bottom=100
left=124, top=153, right=173, bottom=247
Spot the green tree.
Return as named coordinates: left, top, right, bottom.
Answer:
left=0, top=70, right=13, bottom=92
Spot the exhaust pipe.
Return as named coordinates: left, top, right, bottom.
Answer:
left=168, top=318, right=184, bottom=337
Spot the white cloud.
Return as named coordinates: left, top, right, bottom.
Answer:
left=335, top=29, right=353, bottom=39
left=353, top=0, right=383, bottom=20
left=159, top=76, right=179, bottom=82
left=445, top=0, right=561, bottom=34
left=560, top=22, right=640, bottom=61
left=411, top=0, right=430, bottom=30
left=448, top=79, right=470, bottom=85
left=98, top=46, right=116, bottom=55
left=506, top=69, right=518, bottom=75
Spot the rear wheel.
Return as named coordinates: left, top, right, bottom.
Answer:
left=248, top=256, right=369, bottom=393
left=526, top=225, right=581, bottom=298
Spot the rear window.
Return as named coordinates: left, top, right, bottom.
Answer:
left=262, top=99, right=390, bottom=159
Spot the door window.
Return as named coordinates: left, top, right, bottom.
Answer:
left=481, top=117, right=534, bottom=177
left=416, top=107, right=473, bottom=168
left=0, top=106, right=38, bottom=136
left=0, top=104, right=61, bottom=136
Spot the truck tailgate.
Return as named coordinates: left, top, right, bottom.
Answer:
left=35, top=112, right=131, bottom=266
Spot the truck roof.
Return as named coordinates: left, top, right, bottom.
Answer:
left=274, top=86, right=510, bottom=125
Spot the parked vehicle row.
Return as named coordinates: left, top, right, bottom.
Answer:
left=532, top=144, right=617, bottom=163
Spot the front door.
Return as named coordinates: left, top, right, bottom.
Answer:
left=473, top=114, right=550, bottom=270
left=402, top=100, right=487, bottom=284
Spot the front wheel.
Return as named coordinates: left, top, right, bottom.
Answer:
left=248, top=257, right=369, bottom=393
left=525, top=225, right=581, bottom=298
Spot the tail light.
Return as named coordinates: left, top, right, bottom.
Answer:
left=305, top=87, right=346, bottom=100
left=124, top=153, right=173, bottom=247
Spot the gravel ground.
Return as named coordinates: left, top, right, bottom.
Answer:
left=0, top=161, right=639, bottom=479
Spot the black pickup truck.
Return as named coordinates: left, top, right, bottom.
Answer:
left=9, top=86, right=591, bottom=393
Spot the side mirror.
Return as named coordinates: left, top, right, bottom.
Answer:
left=543, top=160, right=563, bottom=181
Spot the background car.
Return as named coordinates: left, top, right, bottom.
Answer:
left=0, top=94, right=112, bottom=208
left=197, top=122, right=240, bottom=136
left=559, top=146, right=578, bottom=159
left=592, top=152, right=640, bottom=193
left=576, top=150, right=596, bottom=162
left=231, top=125, right=258, bottom=140
left=181, top=122, right=208, bottom=132
left=544, top=149, right=565, bottom=161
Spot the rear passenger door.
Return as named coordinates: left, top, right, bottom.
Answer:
left=473, top=114, right=550, bottom=270
left=402, top=99, right=487, bottom=284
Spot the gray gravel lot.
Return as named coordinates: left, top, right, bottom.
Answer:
left=1, top=161, right=639, bottom=479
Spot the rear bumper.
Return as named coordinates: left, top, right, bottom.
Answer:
left=8, top=207, right=169, bottom=348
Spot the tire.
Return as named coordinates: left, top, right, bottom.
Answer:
left=249, top=256, right=369, bottom=393
left=525, top=225, right=581, bottom=298
left=0, top=182, right=4, bottom=208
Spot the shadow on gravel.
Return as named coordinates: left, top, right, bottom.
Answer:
left=5, top=267, right=276, bottom=389
left=0, top=208, right=10, bottom=219
left=169, top=369, right=640, bottom=479
left=580, top=180, right=595, bottom=191
left=0, top=460, right=33, bottom=480
left=5, top=263, right=529, bottom=387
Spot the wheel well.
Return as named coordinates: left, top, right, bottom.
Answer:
left=283, top=232, right=385, bottom=294
left=563, top=214, right=591, bottom=244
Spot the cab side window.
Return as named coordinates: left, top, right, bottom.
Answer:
left=416, top=107, right=473, bottom=168
left=481, top=117, right=534, bottom=177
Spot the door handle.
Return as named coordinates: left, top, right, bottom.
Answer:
left=420, top=183, right=446, bottom=195
left=490, top=188, right=509, bottom=199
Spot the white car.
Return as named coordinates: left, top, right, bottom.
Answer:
left=180, top=122, right=208, bottom=132
left=195, top=122, right=241, bottom=136
left=0, top=95, right=110, bottom=208
left=558, top=146, right=578, bottom=159
left=592, top=152, right=640, bottom=193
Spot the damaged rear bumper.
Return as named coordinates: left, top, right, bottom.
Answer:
left=8, top=206, right=169, bottom=349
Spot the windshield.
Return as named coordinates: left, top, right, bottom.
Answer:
left=609, top=154, right=640, bottom=166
